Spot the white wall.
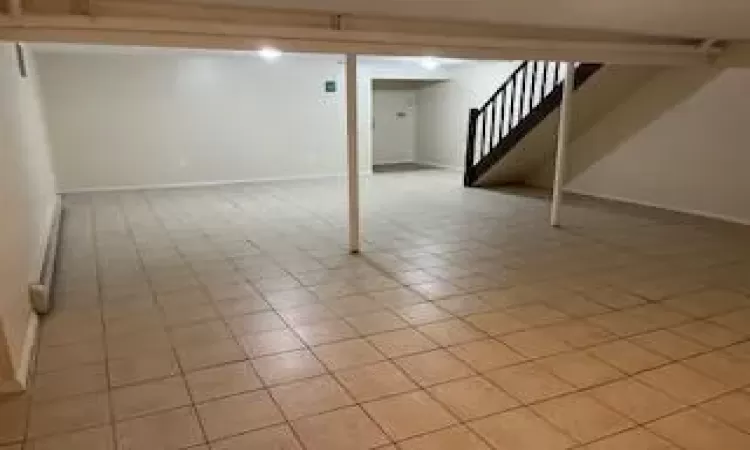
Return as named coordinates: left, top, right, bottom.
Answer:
left=0, top=44, right=57, bottom=390
left=415, top=61, right=520, bottom=169
left=37, top=50, right=357, bottom=192
left=568, top=69, right=750, bottom=225
left=372, top=89, right=418, bottom=164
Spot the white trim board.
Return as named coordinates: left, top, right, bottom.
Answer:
left=59, top=171, right=375, bottom=194
left=565, top=187, right=750, bottom=226
left=416, top=161, right=464, bottom=172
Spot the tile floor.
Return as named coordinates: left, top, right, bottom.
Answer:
left=3, top=169, right=750, bottom=449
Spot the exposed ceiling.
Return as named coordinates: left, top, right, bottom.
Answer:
left=2, top=0, right=749, bottom=66
left=126, top=0, right=750, bottom=40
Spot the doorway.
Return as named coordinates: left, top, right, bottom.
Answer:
left=372, top=86, right=417, bottom=168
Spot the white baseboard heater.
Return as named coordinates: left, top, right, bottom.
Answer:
left=29, top=199, right=63, bottom=315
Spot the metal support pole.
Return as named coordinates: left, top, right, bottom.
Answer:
left=550, top=61, right=575, bottom=227
left=345, top=53, right=360, bottom=253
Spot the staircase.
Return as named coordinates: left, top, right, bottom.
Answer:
left=463, top=61, right=602, bottom=187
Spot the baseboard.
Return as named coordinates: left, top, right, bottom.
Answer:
left=0, top=314, right=38, bottom=394
left=59, top=171, right=374, bottom=194
left=416, top=161, right=464, bottom=172
left=565, top=188, right=750, bottom=226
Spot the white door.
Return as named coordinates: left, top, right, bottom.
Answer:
left=372, top=89, right=417, bottom=165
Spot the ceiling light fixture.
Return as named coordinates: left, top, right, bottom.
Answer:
left=420, top=56, right=440, bottom=70
left=259, top=47, right=282, bottom=61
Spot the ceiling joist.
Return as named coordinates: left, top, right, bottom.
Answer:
left=7, top=0, right=21, bottom=16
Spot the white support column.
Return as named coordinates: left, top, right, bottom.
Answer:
left=345, top=53, right=360, bottom=253
left=550, top=61, right=575, bottom=227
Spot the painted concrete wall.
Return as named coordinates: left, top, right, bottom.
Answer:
left=568, top=68, right=750, bottom=224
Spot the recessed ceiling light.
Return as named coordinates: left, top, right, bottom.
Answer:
left=259, top=47, right=282, bottom=61
left=420, top=56, right=439, bottom=70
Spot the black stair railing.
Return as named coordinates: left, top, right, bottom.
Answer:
left=464, top=61, right=602, bottom=186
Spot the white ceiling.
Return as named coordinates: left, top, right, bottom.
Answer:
left=177, top=0, right=750, bottom=40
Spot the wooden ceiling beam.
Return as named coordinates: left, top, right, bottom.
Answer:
left=71, top=0, right=91, bottom=15
left=7, top=0, right=21, bottom=16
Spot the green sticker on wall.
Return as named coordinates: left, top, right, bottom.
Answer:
left=325, top=80, right=337, bottom=93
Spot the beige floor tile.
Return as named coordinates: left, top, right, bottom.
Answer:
left=106, top=329, right=172, bottom=360
left=636, top=363, right=729, bottom=405
left=28, top=392, right=110, bottom=438
left=585, top=428, right=677, bottom=450
left=468, top=408, right=576, bottom=450
left=108, top=352, right=180, bottom=387
left=270, top=375, right=354, bottom=420
left=334, top=361, right=418, bottom=402
left=629, top=329, right=708, bottom=360
left=545, top=320, right=615, bottom=348
left=31, top=363, right=108, bottom=402
left=533, top=392, right=634, bottom=443
left=410, top=281, right=463, bottom=301
left=196, top=390, right=284, bottom=441
left=111, top=376, right=190, bottom=420
left=252, top=349, right=326, bottom=385
left=161, top=302, right=219, bottom=327
left=367, top=329, right=438, bottom=358
left=663, top=289, right=749, bottom=319
left=210, top=424, right=303, bottom=450
left=313, top=338, right=385, bottom=371
left=226, top=311, right=286, bottom=336
left=588, top=340, right=669, bottom=374
left=464, top=311, right=527, bottom=336
left=671, top=320, right=744, bottom=348
left=500, top=328, right=573, bottom=358
left=55, top=169, right=750, bottom=450
left=682, top=351, right=750, bottom=388
left=324, top=294, right=383, bottom=316
left=591, top=379, right=684, bottom=423
left=393, top=303, right=453, bottom=326
left=186, top=361, right=263, bottom=403
left=648, top=409, right=750, bottom=450
left=398, top=426, right=490, bottom=450
left=239, top=329, right=304, bottom=358
left=362, top=391, right=457, bottom=440
left=25, top=425, right=114, bottom=450
left=35, top=340, right=105, bottom=373
left=700, top=391, right=750, bottom=432
left=168, top=320, right=231, bottom=347
left=344, top=310, right=409, bottom=335
left=434, top=295, right=494, bottom=317
left=417, top=319, right=485, bottom=346
left=506, top=303, right=570, bottom=327
left=215, top=296, right=271, bottom=318
left=485, top=362, right=575, bottom=404
left=115, top=406, right=205, bottom=449
left=175, top=338, right=246, bottom=372
left=292, top=406, right=389, bottom=450
left=265, top=288, right=319, bottom=310
left=538, top=351, right=624, bottom=388
left=368, top=288, right=424, bottom=308
left=105, top=313, right=164, bottom=338
left=293, top=319, right=357, bottom=346
left=278, top=303, right=338, bottom=327
left=448, top=338, right=526, bottom=372
left=395, top=349, right=474, bottom=387
left=0, top=395, right=29, bottom=444
left=429, top=376, right=519, bottom=420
